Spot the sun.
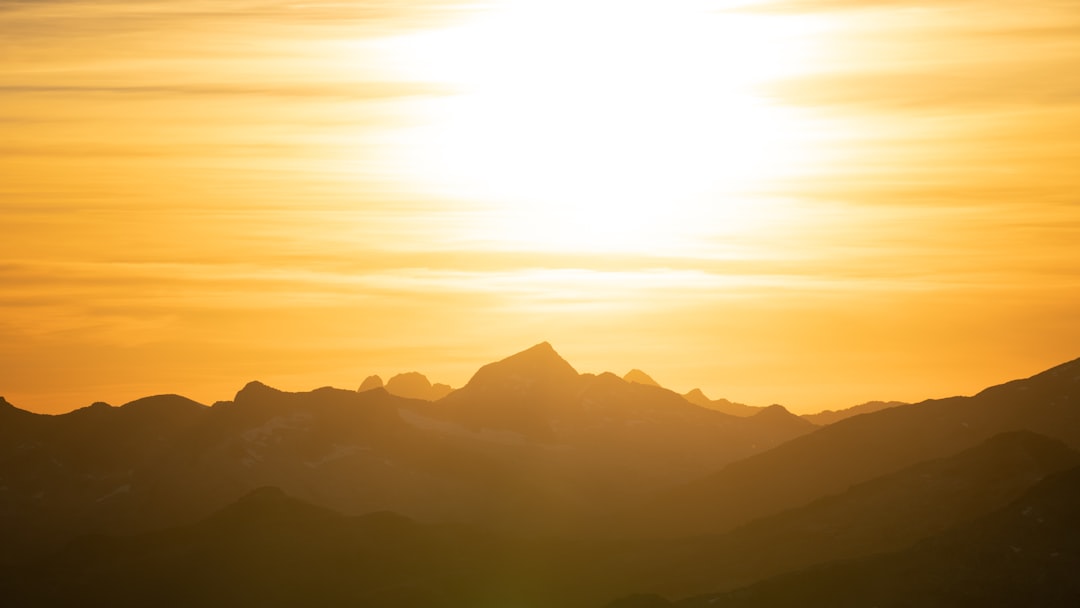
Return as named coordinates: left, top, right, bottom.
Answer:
left=386, top=0, right=817, bottom=254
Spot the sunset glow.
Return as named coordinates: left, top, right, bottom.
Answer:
left=2, top=0, right=1079, bottom=413
left=386, top=0, right=825, bottom=252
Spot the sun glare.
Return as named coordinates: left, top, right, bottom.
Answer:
left=383, top=0, right=820, bottom=253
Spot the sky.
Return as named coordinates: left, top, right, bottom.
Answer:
left=2, top=0, right=1079, bottom=414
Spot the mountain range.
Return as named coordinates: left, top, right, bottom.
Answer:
left=2, top=343, right=1079, bottom=606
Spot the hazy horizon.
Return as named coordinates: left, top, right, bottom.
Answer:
left=3, top=0, right=1079, bottom=415
left=4, top=341, right=1076, bottom=417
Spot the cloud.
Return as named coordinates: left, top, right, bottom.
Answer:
left=743, top=0, right=1077, bottom=13
left=0, top=82, right=447, bottom=99
left=767, top=62, right=1080, bottom=111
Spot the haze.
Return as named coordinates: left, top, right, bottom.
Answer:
left=3, top=0, right=1079, bottom=414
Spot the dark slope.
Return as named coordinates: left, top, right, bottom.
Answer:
left=0, top=486, right=647, bottom=608
left=0, top=394, right=209, bottom=564
left=123, top=382, right=514, bottom=532
left=679, top=464, right=1080, bottom=608
left=0, top=344, right=816, bottom=560
left=8, top=433, right=1077, bottom=608
left=0, top=384, right=513, bottom=562
left=397, top=344, right=815, bottom=532
left=0, top=487, right=507, bottom=608
left=623, top=356, right=1080, bottom=538
left=430, top=343, right=813, bottom=476
left=602, top=431, right=1080, bottom=601
left=434, top=341, right=584, bottom=439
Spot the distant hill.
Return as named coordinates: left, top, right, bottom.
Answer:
left=0, top=486, right=529, bottom=608
left=357, top=374, right=383, bottom=391
left=678, top=463, right=1080, bottom=607
left=623, top=369, right=661, bottom=387
left=358, top=373, right=452, bottom=400
left=7, top=433, right=1077, bottom=608
left=426, top=343, right=814, bottom=496
left=602, top=431, right=1080, bottom=601
left=617, top=356, right=1080, bottom=538
left=0, top=343, right=815, bottom=557
left=681, top=389, right=764, bottom=417
left=0, top=382, right=526, bottom=564
left=801, top=400, right=906, bottom=426
left=0, top=485, right=666, bottom=608
left=3, top=349, right=1080, bottom=606
left=386, top=372, right=453, bottom=400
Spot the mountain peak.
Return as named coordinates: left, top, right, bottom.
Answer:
left=120, top=394, right=207, bottom=412
left=624, top=369, right=661, bottom=387
left=683, top=388, right=711, bottom=408
left=464, top=342, right=579, bottom=388
left=358, top=374, right=383, bottom=392
left=438, top=343, right=582, bottom=437
left=517, top=341, right=572, bottom=363
left=235, top=380, right=283, bottom=404
left=0, top=396, right=33, bottom=418
left=757, top=403, right=792, bottom=415
left=385, top=372, right=452, bottom=401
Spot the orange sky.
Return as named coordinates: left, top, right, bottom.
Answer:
left=3, top=0, right=1079, bottom=414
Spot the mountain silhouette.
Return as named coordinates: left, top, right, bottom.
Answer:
left=357, top=374, right=383, bottom=392
left=423, top=344, right=815, bottom=509
left=0, top=381, right=516, bottom=563
left=4, top=347, right=1080, bottom=606
left=8, top=433, right=1076, bottom=608
left=601, top=431, right=1080, bottom=602
left=0, top=343, right=819, bottom=555
left=681, top=389, right=764, bottom=417
left=0, top=485, right=664, bottom=608
left=677, top=463, right=1080, bottom=607
left=431, top=343, right=809, bottom=449
left=620, top=356, right=1080, bottom=538
left=385, top=372, right=453, bottom=401
left=623, top=369, right=661, bottom=387
left=801, top=400, right=906, bottom=426
left=0, top=486, right=513, bottom=607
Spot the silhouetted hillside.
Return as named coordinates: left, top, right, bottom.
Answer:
left=0, top=487, right=512, bottom=607
left=0, top=383, right=517, bottom=562
left=435, top=342, right=583, bottom=438
left=801, top=400, right=906, bottom=426
left=357, top=374, right=383, bottom=392
left=681, top=389, right=764, bottom=417
left=602, top=431, right=1080, bottom=601
left=422, top=344, right=815, bottom=504
left=678, top=464, right=1080, bottom=607
left=624, top=369, right=661, bottom=387
left=0, top=394, right=209, bottom=563
left=620, top=356, right=1080, bottom=538
left=3, top=350, right=1080, bottom=606
left=386, top=372, right=453, bottom=400
left=0, top=344, right=815, bottom=558
left=9, top=433, right=1077, bottom=608
left=0, top=486, right=659, bottom=608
